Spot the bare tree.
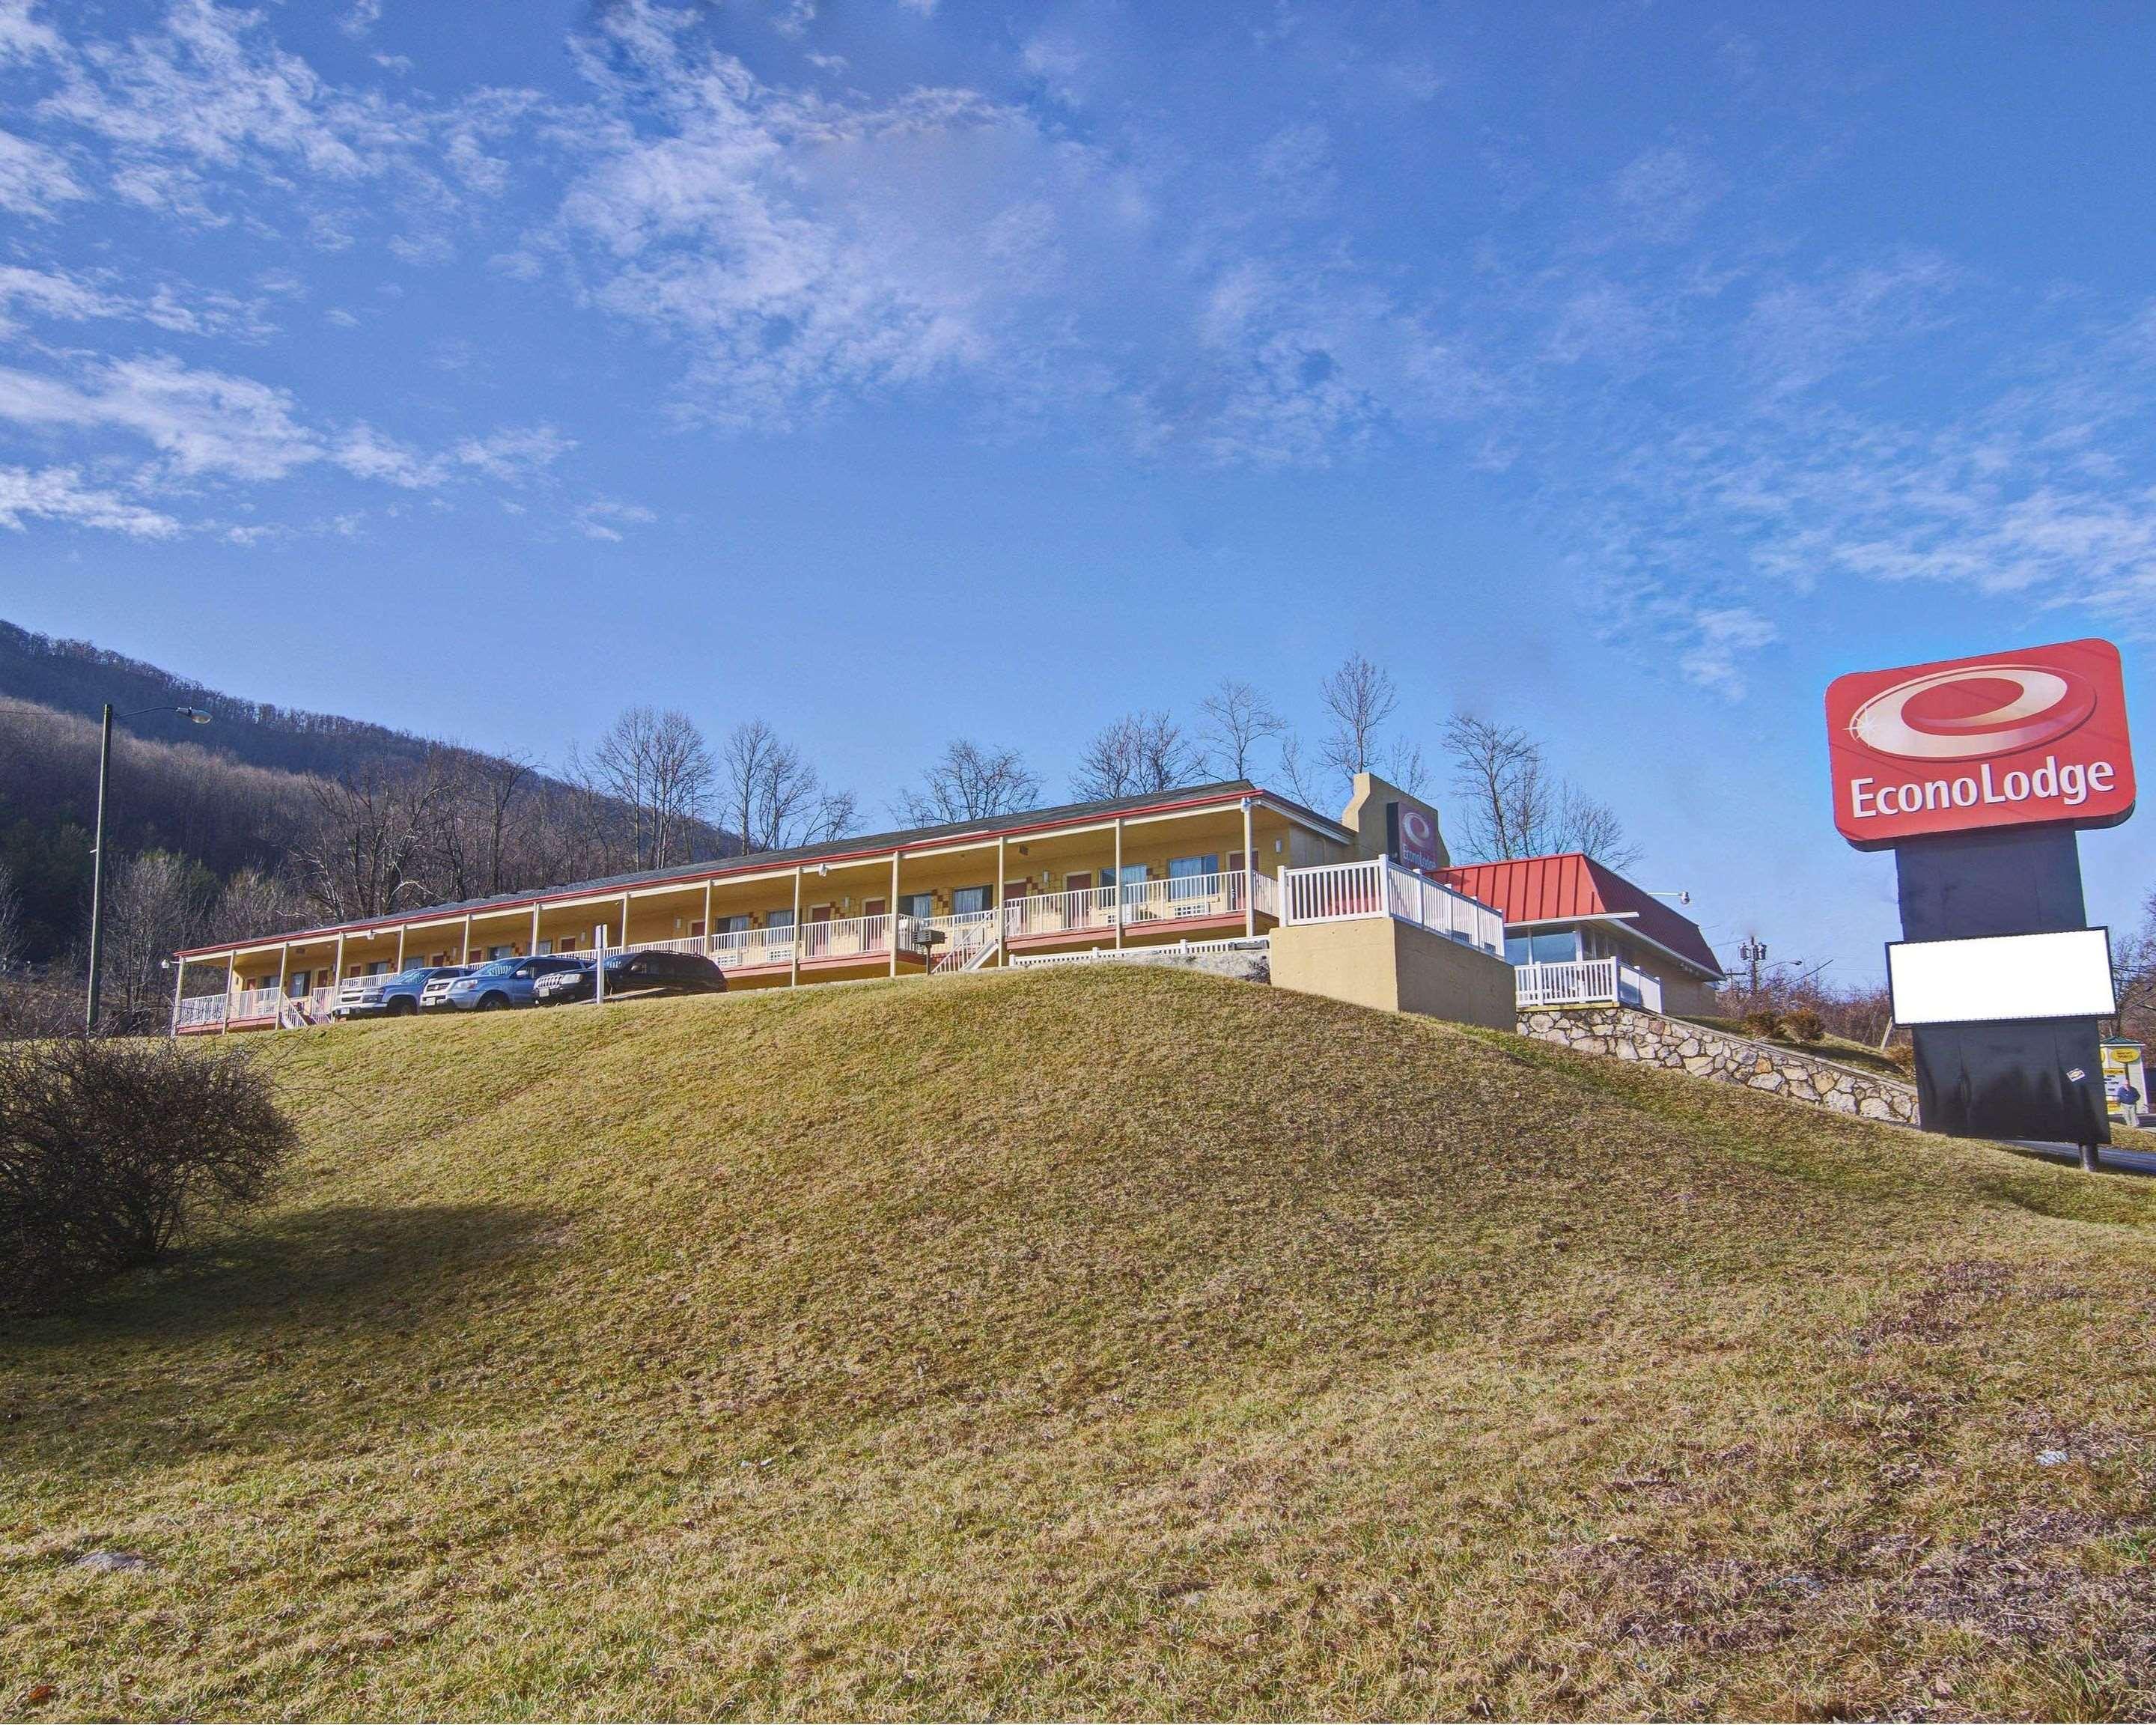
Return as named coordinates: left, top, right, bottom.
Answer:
left=101, top=851, right=209, bottom=1033
left=209, top=868, right=309, bottom=947
left=295, top=758, right=452, bottom=921
left=895, top=740, right=1043, bottom=827
left=1276, top=734, right=1325, bottom=810
left=1443, top=712, right=1638, bottom=868
left=0, top=861, right=21, bottom=973
left=722, top=720, right=857, bottom=852
left=1383, top=737, right=1431, bottom=797
left=1197, top=680, right=1287, bottom=781
left=1318, top=654, right=1398, bottom=785
left=720, top=719, right=785, bottom=856
left=1071, top=711, right=1199, bottom=802
left=584, top=708, right=713, bottom=871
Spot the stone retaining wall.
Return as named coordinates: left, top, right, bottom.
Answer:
left=1518, top=1005, right=1920, bottom=1125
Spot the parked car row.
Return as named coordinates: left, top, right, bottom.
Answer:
left=334, top=950, right=725, bottom=1021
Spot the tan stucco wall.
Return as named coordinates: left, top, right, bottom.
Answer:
left=1271, top=916, right=1514, bottom=1029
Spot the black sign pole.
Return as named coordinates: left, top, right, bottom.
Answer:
left=1892, top=827, right=2108, bottom=1165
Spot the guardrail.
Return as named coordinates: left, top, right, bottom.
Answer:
left=1278, top=858, right=1505, bottom=955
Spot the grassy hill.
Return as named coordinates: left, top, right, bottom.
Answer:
left=4, top=969, right=2155, bottom=1719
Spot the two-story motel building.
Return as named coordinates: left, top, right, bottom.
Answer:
left=171, top=775, right=1722, bottom=1033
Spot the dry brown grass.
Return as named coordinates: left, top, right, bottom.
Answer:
left=4, top=967, right=2154, bottom=1720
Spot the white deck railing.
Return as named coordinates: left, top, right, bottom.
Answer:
left=1004, top=884, right=1120, bottom=941
left=797, top=912, right=894, bottom=965
left=224, top=985, right=283, bottom=1022
left=707, top=926, right=796, bottom=970
left=1514, top=958, right=1663, bottom=1012
left=1002, top=870, right=1262, bottom=942
left=1279, top=858, right=1505, bottom=955
left=176, top=994, right=227, bottom=1029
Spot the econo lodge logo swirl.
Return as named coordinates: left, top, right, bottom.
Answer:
left=1847, top=663, right=2098, bottom=763
left=1825, top=639, right=2134, bottom=849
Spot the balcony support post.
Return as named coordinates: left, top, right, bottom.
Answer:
left=332, top=932, right=345, bottom=997
left=395, top=925, right=406, bottom=970
left=1241, top=797, right=1255, bottom=939
left=530, top=903, right=541, bottom=956
left=1113, top=818, right=1124, bottom=951
left=460, top=913, right=472, bottom=964
left=168, top=955, right=185, bottom=1038
left=889, top=850, right=901, bottom=979
left=619, top=892, right=631, bottom=953
left=996, top=835, right=1007, bottom=966
left=702, top=880, right=713, bottom=946
left=790, top=868, right=803, bottom=988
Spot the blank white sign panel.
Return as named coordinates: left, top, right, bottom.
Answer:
left=1887, top=928, right=2116, bottom=1026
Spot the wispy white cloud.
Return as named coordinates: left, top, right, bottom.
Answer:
left=0, top=463, right=181, bottom=536
left=573, top=496, right=656, bottom=541
left=0, top=353, right=320, bottom=478
left=0, top=124, right=82, bottom=214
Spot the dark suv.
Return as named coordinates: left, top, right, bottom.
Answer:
left=532, top=949, right=728, bottom=1006
left=436, top=955, right=588, bottom=1011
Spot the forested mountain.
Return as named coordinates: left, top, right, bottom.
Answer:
left=0, top=621, right=752, bottom=1029
left=0, top=621, right=457, bottom=782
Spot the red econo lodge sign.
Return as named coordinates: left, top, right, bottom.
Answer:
left=1825, top=637, right=2135, bottom=850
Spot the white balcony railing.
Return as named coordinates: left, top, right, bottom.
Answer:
left=1004, top=884, right=1120, bottom=941
left=707, top=926, right=796, bottom=970
left=1002, top=870, right=1261, bottom=943
left=228, top=985, right=284, bottom=1022
left=798, top=912, right=894, bottom=965
left=1514, top=958, right=1663, bottom=1012
left=176, top=994, right=227, bottom=1029
left=1278, top=858, right=1505, bottom=955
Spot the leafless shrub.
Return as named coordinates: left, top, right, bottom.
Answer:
left=0, top=1035, right=296, bottom=1314
left=1443, top=711, right=1639, bottom=868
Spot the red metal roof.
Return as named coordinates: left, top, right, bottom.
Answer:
left=1439, top=852, right=1724, bottom=979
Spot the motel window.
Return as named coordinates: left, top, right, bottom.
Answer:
left=1168, top=854, right=1220, bottom=900
left=898, top=893, right=934, bottom=922
left=766, top=909, right=795, bottom=931
left=487, top=945, right=513, bottom=961
left=952, top=885, right=993, bottom=916
left=1504, top=936, right=1531, bottom=967
left=535, top=940, right=553, bottom=956
left=287, top=971, right=310, bottom=997
left=718, top=914, right=752, bottom=935
left=1530, top=931, right=1582, bottom=964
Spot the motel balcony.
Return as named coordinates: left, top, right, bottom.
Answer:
left=1512, top=957, right=1664, bottom=1012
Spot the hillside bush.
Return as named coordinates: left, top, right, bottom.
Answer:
left=1738, top=1009, right=1782, bottom=1041
left=0, top=1035, right=295, bottom=1315
left=1781, top=1006, right=1826, bottom=1043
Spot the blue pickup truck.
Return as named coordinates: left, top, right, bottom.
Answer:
left=333, top=965, right=469, bottom=1020
left=432, top=955, right=587, bottom=1012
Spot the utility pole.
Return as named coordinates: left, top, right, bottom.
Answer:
left=1739, top=935, right=1767, bottom=1003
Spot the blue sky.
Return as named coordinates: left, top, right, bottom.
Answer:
left=4, top=0, right=2154, bottom=984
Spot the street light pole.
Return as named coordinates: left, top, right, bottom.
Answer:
left=84, top=703, right=213, bottom=1033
